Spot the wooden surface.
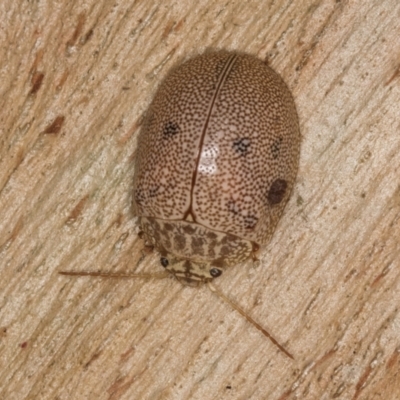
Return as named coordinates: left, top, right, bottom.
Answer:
left=1, top=1, right=400, bottom=399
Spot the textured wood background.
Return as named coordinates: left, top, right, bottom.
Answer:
left=1, top=1, right=400, bottom=399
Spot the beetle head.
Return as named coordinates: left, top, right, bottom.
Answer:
left=159, top=256, right=223, bottom=287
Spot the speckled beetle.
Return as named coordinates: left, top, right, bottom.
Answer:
left=133, top=50, right=299, bottom=285
left=62, top=50, right=300, bottom=359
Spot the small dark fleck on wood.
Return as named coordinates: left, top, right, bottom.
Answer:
left=30, top=71, right=44, bottom=94
left=44, top=116, right=65, bottom=134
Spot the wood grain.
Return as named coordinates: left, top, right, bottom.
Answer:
left=1, top=1, right=399, bottom=399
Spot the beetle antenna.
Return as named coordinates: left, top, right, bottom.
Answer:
left=59, top=270, right=170, bottom=280
left=207, top=282, right=294, bottom=360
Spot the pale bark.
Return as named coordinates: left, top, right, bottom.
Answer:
left=1, top=1, right=399, bottom=399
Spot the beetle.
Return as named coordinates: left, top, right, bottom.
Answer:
left=62, top=50, right=300, bottom=359
left=132, top=50, right=300, bottom=286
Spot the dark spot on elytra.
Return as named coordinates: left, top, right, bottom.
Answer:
left=233, top=137, right=251, bottom=156
left=271, top=137, right=283, bottom=159
left=267, top=179, right=288, bottom=205
left=163, top=121, right=180, bottom=138
left=244, top=214, right=258, bottom=230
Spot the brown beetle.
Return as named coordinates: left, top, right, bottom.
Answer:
left=62, top=51, right=300, bottom=359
